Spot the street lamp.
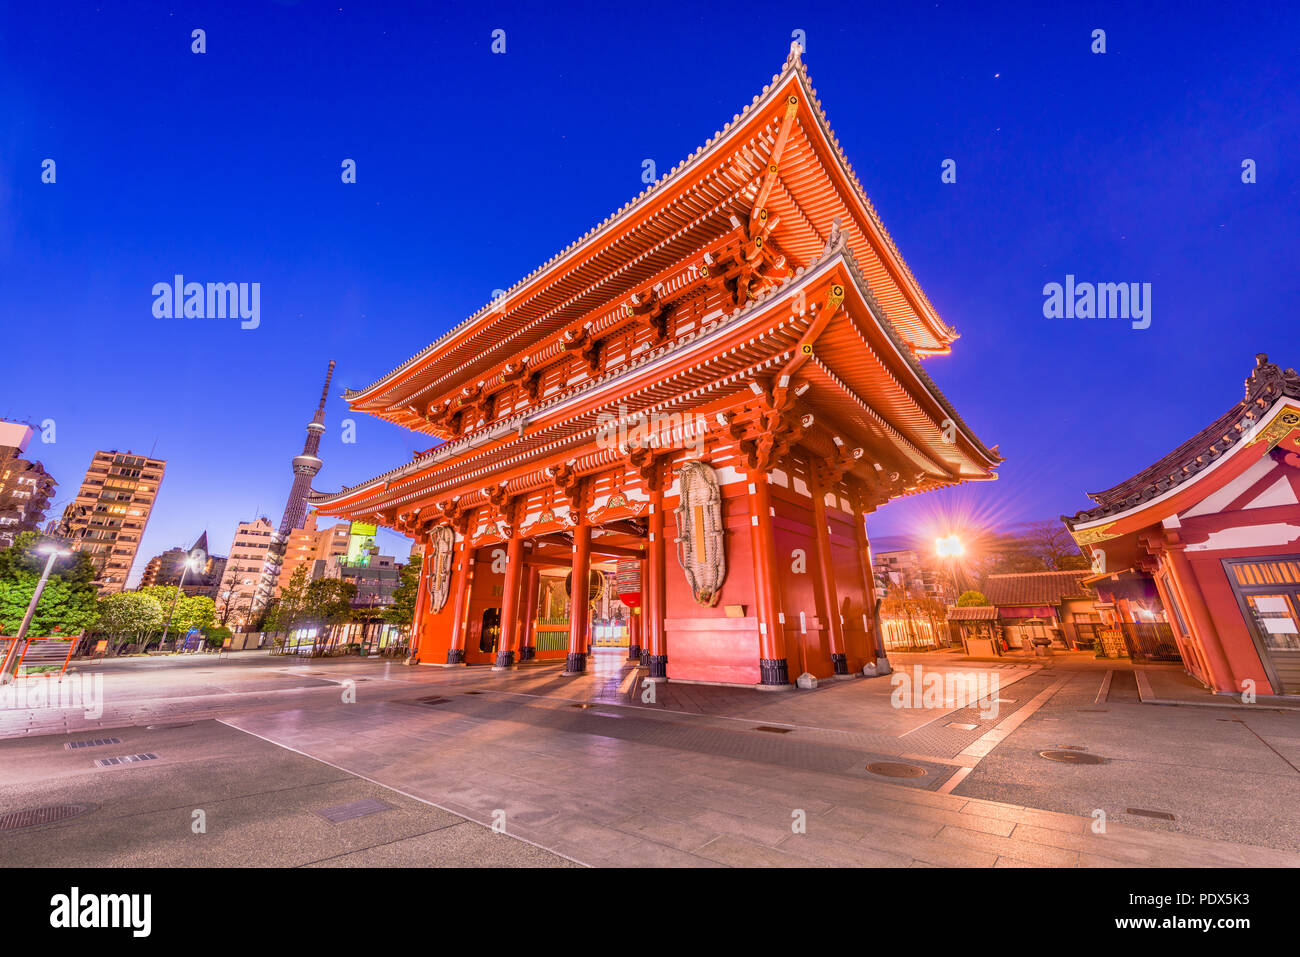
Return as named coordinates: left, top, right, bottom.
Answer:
left=159, top=555, right=202, bottom=652
left=0, top=541, right=72, bottom=684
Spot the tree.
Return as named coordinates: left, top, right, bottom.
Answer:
left=956, top=590, right=990, bottom=607
left=383, top=561, right=418, bottom=627
left=97, top=591, right=165, bottom=654
left=305, top=578, right=356, bottom=626
left=137, top=586, right=216, bottom=647
left=0, top=532, right=100, bottom=638
left=303, top=578, right=356, bottom=657
left=264, top=566, right=310, bottom=633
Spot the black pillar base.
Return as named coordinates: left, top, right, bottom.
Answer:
left=759, top=657, right=790, bottom=686
left=627, top=643, right=642, bottom=661
left=646, top=654, right=667, bottom=679
left=518, top=646, right=536, bottom=662
left=494, top=649, right=515, bottom=669
left=831, top=653, right=849, bottom=676
left=563, top=652, right=587, bottom=675
left=446, top=648, right=465, bottom=665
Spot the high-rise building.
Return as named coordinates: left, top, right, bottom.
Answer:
left=278, top=513, right=350, bottom=591
left=58, top=449, right=165, bottom=593
left=250, top=361, right=335, bottom=619
left=0, top=421, right=57, bottom=550
left=216, top=517, right=275, bottom=628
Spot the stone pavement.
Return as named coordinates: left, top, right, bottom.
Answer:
left=2, top=650, right=1297, bottom=867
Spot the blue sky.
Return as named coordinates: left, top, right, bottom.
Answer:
left=1, top=1, right=1296, bottom=577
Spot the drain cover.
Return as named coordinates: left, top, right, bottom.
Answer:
left=412, top=696, right=450, bottom=706
left=94, top=753, right=159, bottom=767
left=146, top=722, right=193, bottom=730
left=866, top=761, right=928, bottom=778
left=65, top=737, right=122, bottom=750
left=0, top=803, right=98, bottom=831
left=755, top=726, right=792, bottom=734
left=1039, top=750, right=1106, bottom=764
left=1126, top=807, right=1177, bottom=821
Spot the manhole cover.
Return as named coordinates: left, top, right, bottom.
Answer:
left=146, top=722, right=193, bottom=730
left=1126, top=807, right=1177, bottom=821
left=0, top=803, right=98, bottom=831
left=412, top=696, right=449, bottom=706
left=65, top=737, right=122, bottom=750
left=316, top=798, right=395, bottom=823
left=1039, top=750, right=1106, bottom=764
left=866, top=762, right=928, bottom=778
left=755, top=726, right=792, bottom=734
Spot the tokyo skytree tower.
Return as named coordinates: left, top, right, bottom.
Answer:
left=250, top=360, right=335, bottom=621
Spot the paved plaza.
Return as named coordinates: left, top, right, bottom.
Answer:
left=1, top=650, right=1297, bottom=867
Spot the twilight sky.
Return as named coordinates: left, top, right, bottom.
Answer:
left=1, top=1, right=1296, bottom=579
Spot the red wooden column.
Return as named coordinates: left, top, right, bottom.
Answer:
left=1163, top=540, right=1234, bottom=693
left=493, top=530, right=525, bottom=670
left=445, top=536, right=473, bottom=665
left=645, top=465, right=668, bottom=681
left=627, top=558, right=644, bottom=662
left=519, top=563, right=540, bottom=661
left=810, top=471, right=849, bottom=676
left=851, top=494, right=884, bottom=666
left=408, top=539, right=432, bottom=662
left=748, top=471, right=791, bottom=688
left=564, top=521, right=592, bottom=675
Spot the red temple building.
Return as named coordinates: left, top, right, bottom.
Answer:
left=1066, top=355, right=1300, bottom=698
left=311, top=44, right=1001, bottom=688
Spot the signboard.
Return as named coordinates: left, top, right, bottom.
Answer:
left=1098, top=627, right=1128, bottom=658
left=346, top=522, right=379, bottom=566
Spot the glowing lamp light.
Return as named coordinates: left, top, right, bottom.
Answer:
left=936, top=535, right=965, bottom=558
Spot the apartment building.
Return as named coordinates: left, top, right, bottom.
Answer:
left=58, top=449, right=165, bottom=593
left=277, top=513, right=350, bottom=591
left=216, top=517, right=276, bottom=628
left=0, top=421, right=57, bottom=550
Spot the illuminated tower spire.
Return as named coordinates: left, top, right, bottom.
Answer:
left=250, top=360, right=335, bottom=620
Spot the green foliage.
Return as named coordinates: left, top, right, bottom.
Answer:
left=97, top=590, right=165, bottom=645
left=264, top=566, right=309, bottom=633
left=137, top=586, right=216, bottom=639
left=202, top=625, right=233, bottom=649
left=305, top=578, right=356, bottom=626
left=0, top=532, right=100, bottom=637
left=956, top=590, right=990, bottom=607
left=383, top=560, right=419, bottom=627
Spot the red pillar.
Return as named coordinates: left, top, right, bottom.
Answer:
left=810, top=473, right=849, bottom=677
left=445, top=537, right=472, bottom=665
left=852, top=495, right=883, bottom=664
left=518, top=563, right=540, bottom=661
left=749, top=471, right=790, bottom=688
left=627, top=559, right=643, bottom=662
left=494, top=533, right=525, bottom=670
left=564, top=522, right=591, bottom=675
left=645, top=470, right=668, bottom=680
left=1164, top=543, right=1235, bottom=693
